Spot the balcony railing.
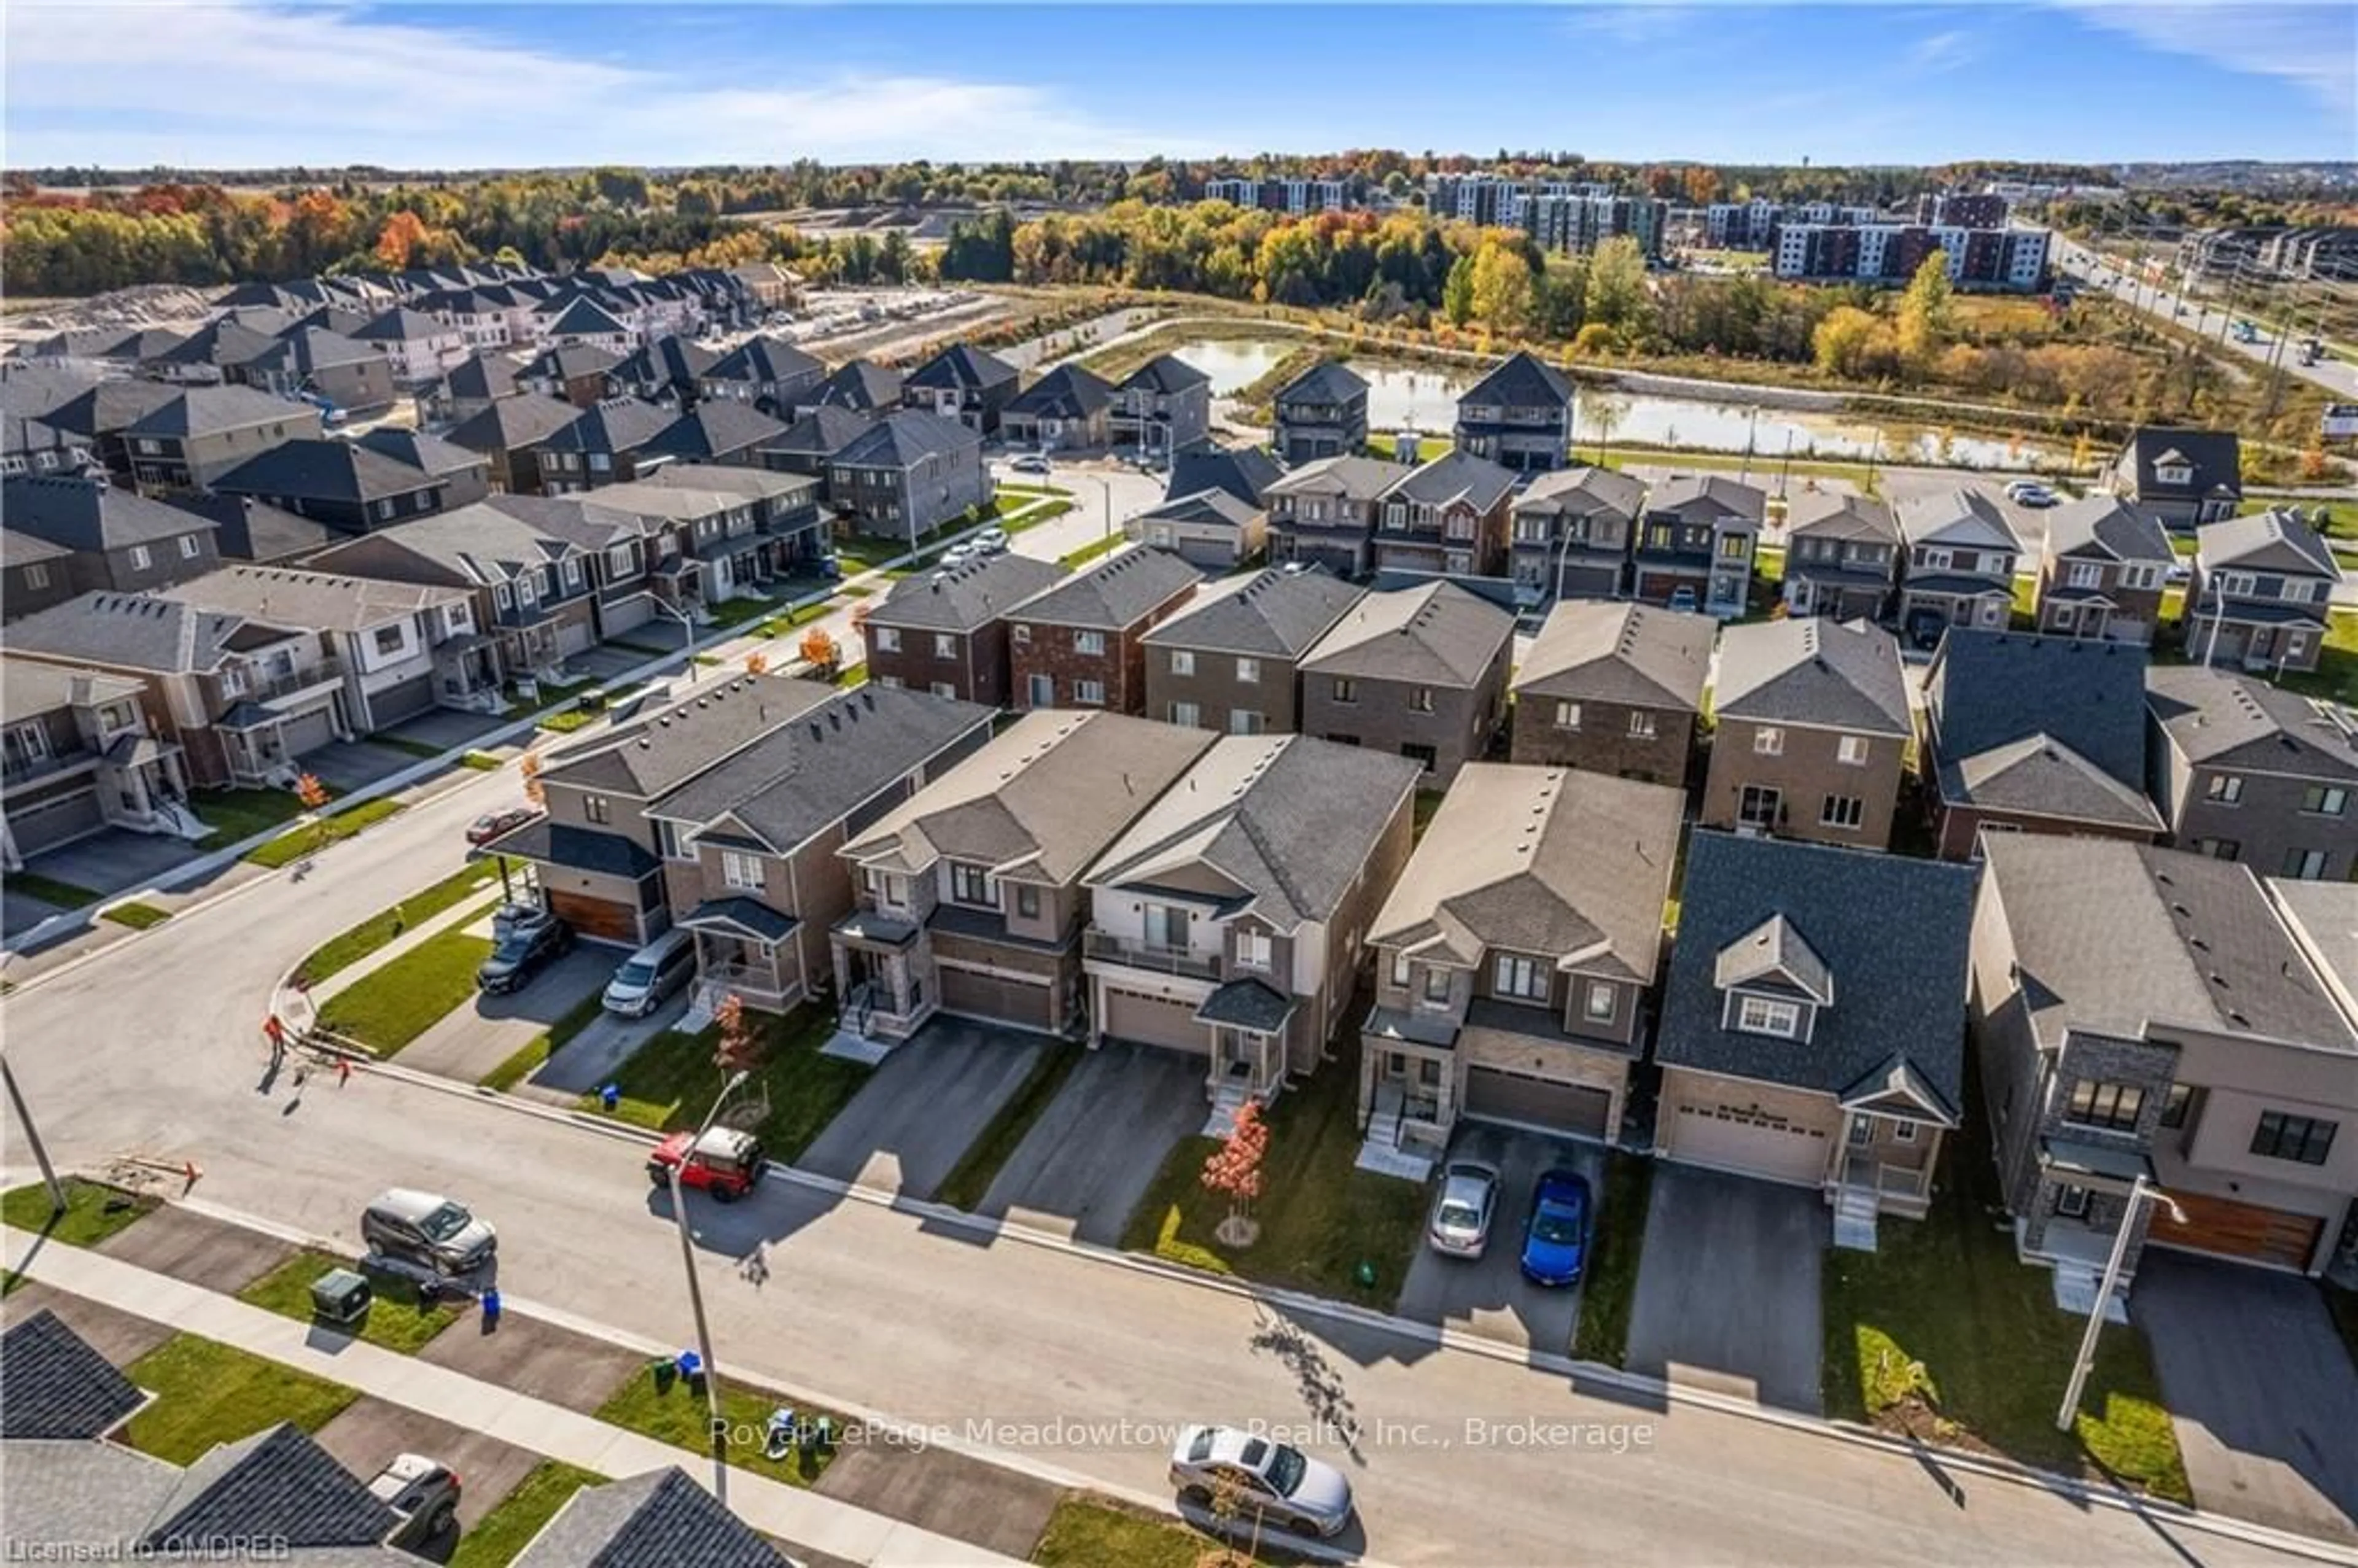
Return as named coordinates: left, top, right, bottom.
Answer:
left=227, top=656, right=344, bottom=706
left=2, top=747, right=96, bottom=786
left=1084, top=930, right=1222, bottom=981
left=1840, top=1153, right=1931, bottom=1199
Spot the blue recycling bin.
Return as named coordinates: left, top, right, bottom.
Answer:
left=601, top=1083, right=621, bottom=1111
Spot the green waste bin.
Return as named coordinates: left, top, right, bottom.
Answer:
left=312, top=1268, right=372, bottom=1325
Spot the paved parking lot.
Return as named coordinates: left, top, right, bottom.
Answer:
left=798, top=1020, right=1045, bottom=1200
left=1624, top=1164, right=1826, bottom=1412
left=1396, top=1125, right=1601, bottom=1356
left=2133, top=1250, right=2358, bottom=1543
left=978, top=1040, right=1205, bottom=1244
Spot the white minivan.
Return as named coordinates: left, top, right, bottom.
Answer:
left=602, top=928, right=697, bottom=1017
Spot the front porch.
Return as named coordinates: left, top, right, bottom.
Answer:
left=1356, top=1004, right=1459, bottom=1179
left=679, top=896, right=806, bottom=1023
left=1196, top=978, right=1298, bottom=1135
left=828, top=907, right=936, bottom=1049
left=215, top=692, right=348, bottom=786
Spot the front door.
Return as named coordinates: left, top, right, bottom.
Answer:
left=1027, top=673, right=1054, bottom=708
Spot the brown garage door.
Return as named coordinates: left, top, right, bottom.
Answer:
left=548, top=890, right=639, bottom=944
left=2148, top=1192, right=2324, bottom=1271
left=1464, top=1067, right=1610, bottom=1140
left=938, top=964, right=1054, bottom=1030
left=1100, top=985, right=1207, bottom=1053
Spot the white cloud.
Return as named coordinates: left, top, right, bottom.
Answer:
left=1, top=1, right=1196, bottom=166
left=1905, top=28, right=1980, bottom=72
left=2053, top=2, right=2356, bottom=116
left=1555, top=4, right=1697, bottom=47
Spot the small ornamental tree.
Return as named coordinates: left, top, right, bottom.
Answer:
left=293, top=772, right=330, bottom=809
left=712, top=993, right=761, bottom=1074
left=745, top=651, right=769, bottom=676
left=518, top=751, right=545, bottom=809
left=800, top=626, right=839, bottom=674
left=1200, top=1100, right=1269, bottom=1249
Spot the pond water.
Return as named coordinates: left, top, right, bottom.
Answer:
left=1168, top=338, right=2052, bottom=470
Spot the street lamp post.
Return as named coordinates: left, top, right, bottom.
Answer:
left=671, top=1066, right=750, bottom=1499
left=1, top=1052, right=66, bottom=1218
left=2055, top=1173, right=2185, bottom=1434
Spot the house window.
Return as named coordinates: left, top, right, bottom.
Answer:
left=1229, top=710, right=1264, bottom=735
left=1011, top=624, right=1030, bottom=645
left=1015, top=884, right=1041, bottom=920
left=1837, top=735, right=1869, bottom=766
left=1918, top=547, right=1952, bottom=572
left=2282, top=847, right=2330, bottom=880
left=1075, top=678, right=1106, bottom=707
left=494, top=583, right=513, bottom=611
left=1169, top=701, right=1201, bottom=728
left=722, top=852, right=765, bottom=891
left=516, top=573, right=538, bottom=605
left=1401, top=742, right=1438, bottom=772
left=1074, top=631, right=1107, bottom=656
left=178, top=534, right=201, bottom=560
left=1627, top=710, right=1656, bottom=739
left=2206, top=774, right=2243, bottom=805
left=1332, top=678, right=1357, bottom=704
left=1235, top=657, right=1259, bottom=685
left=2067, top=561, right=2103, bottom=588
left=1390, top=950, right=1411, bottom=988
left=1737, top=785, right=1781, bottom=828
left=372, top=624, right=405, bottom=656
left=2249, top=1111, right=2337, bottom=1166
left=129, top=545, right=152, bottom=571
left=656, top=819, right=691, bottom=861
left=376, top=500, right=397, bottom=522
left=1893, top=1120, right=1918, bottom=1143
left=588, top=452, right=612, bottom=472
left=2064, top=1079, right=2145, bottom=1132
left=2194, top=838, right=2240, bottom=861
left=1143, top=903, right=1193, bottom=951
left=1718, top=534, right=1749, bottom=558
left=1421, top=965, right=1451, bottom=1004
left=1753, top=726, right=1785, bottom=756
left=584, top=794, right=612, bottom=825
left=1169, top=650, right=1195, bottom=677
left=1735, top=995, right=1802, bottom=1038
left=2159, top=1084, right=2201, bottom=1130
left=949, top=863, right=994, bottom=907
left=562, top=558, right=582, bottom=588
left=1555, top=701, right=1582, bottom=730
left=1409, top=686, right=1434, bottom=713
left=933, top=634, right=956, bottom=661
left=607, top=545, right=636, bottom=576
left=1585, top=983, right=1616, bottom=1022
left=1493, top=953, right=1546, bottom=1001
left=1821, top=794, right=1864, bottom=830
left=2052, top=1184, right=2091, bottom=1220
left=21, top=563, right=47, bottom=591
left=2217, top=570, right=2255, bottom=596
left=874, top=627, right=901, bottom=653
left=2300, top=785, right=2348, bottom=817
left=1236, top=930, right=1272, bottom=970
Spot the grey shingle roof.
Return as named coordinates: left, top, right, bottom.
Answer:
left=156, top=564, right=470, bottom=631
left=124, top=386, right=314, bottom=439
left=644, top=402, right=790, bottom=461
left=35, top=379, right=181, bottom=440
left=2147, top=664, right=2358, bottom=779
left=1927, top=631, right=2160, bottom=831
left=3, top=475, right=217, bottom=551
left=539, top=397, right=676, bottom=456
left=832, top=408, right=979, bottom=468
left=1275, top=360, right=1369, bottom=405
left=1514, top=600, right=1713, bottom=711
left=1981, top=836, right=2357, bottom=1055
left=613, top=335, right=720, bottom=389
left=211, top=439, right=440, bottom=505
left=540, top=297, right=632, bottom=339
left=1087, top=734, right=1423, bottom=931
left=1011, top=545, right=1199, bottom=630
left=1713, top=912, right=1834, bottom=1002
left=706, top=335, right=823, bottom=386
left=1380, top=449, right=1516, bottom=513
left=1005, top=363, right=1115, bottom=420
left=437, top=352, right=519, bottom=402
left=1301, top=579, right=1516, bottom=687
left=0, top=1310, right=145, bottom=1440
left=2195, top=508, right=2338, bottom=578
left=1893, top=486, right=2024, bottom=553
left=1, top=1439, right=183, bottom=1550
left=1142, top=565, right=1362, bottom=658
left=648, top=684, right=994, bottom=853
left=1165, top=444, right=1281, bottom=507
left=1784, top=491, right=1897, bottom=545
left=484, top=817, right=662, bottom=877
left=153, top=319, right=280, bottom=370
left=1196, top=978, right=1298, bottom=1032
left=760, top=406, right=873, bottom=460
left=356, top=427, right=486, bottom=479
left=1513, top=464, right=1645, bottom=522
left=7, top=591, right=259, bottom=673
left=1646, top=473, right=1766, bottom=524
left=445, top=393, right=585, bottom=455
left=139, top=1422, right=399, bottom=1552
left=1122, top=353, right=1212, bottom=395
left=1659, top=833, right=1979, bottom=1111
left=314, top=504, right=580, bottom=587
left=905, top=342, right=1019, bottom=392
left=520, top=343, right=623, bottom=382
left=811, top=359, right=903, bottom=413
left=482, top=492, right=645, bottom=549
left=513, top=1468, right=793, bottom=1568
left=351, top=306, right=453, bottom=344
left=1137, top=487, right=1260, bottom=534
left=1369, top=764, right=1683, bottom=981
left=1, top=658, right=146, bottom=724
left=866, top=552, right=1065, bottom=632
left=1459, top=351, right=1574, bottom=409
left=1712, top=617, right=1910, bottom=734
left=2119, top=425, right=2241, bottom=502
left=1264, top=454, right=1398, bottom=503
left=2044, top=495, right=2172, bottom=562
left=546, top=675, right=836, bottom=798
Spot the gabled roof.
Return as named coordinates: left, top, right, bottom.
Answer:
left=1512, top=600, right=1713, bottom=712
left=2118, top=425, right=2242, bottom=500
left=1011, top=545, right=1199, bottom=630
left=706, top=335, right=824, bottom=386
left=518, top=343, right=622, bottom=382
left=1713, top=912, right=1835, bottom=1004
left=1137, top=487, right=1261, bottom=534
left=1513, top=464, right=1646, bottom=521
left=1381, top=449, right=1517, bottom=513
left=138, top=1421, right=399, bottom=1553
left=157, top=564, right=470, bottom=631
left=349, top=306, right=452, bottom=344
left=1657, top=832, right=1979, bottom=1114
left=537, top=397, right=676, bottom=455
left=123, top=386, right=313, bottom=439
left=2195, top=508, right=2338, bottom=578
left=7, top=591, right=264, bottom=673
left=356, top=427, right=486, bottom=479
left=811, top=358, right=903, bottom=412
left=867, top=551, right=1065, bottom=632
left=1893, top=486, right=2025, bottom=553
left=1301, top=579, right=1516, bottom=688
left=444, top=392, right=585, bottom=455
left=2044, top=495, right=2171, bottom=563
left=1120, top=352, right=1211, bottom=395
left=1142, top=564, right=1362, bottom=658
left=1645, top=473, right=1767, bottom=524
left=35, top=379, right=182, bottom=440
left=843, top=710, right=1215, bottom=884
left=547, top=675, right=838, bottom=798
left=1275, top=359, right=1369, bottom=405
left=1458, top=350, right=1574, bottom=410
left=759, top=405, right=874, bottom=459
left=905, top=341, right=1019, bottom=393
left=1369, top=764, right=1682, bottom=980
left=1263, top=454, right=1398, bottom=503
left=639, top=463, right=815, bottom=506
left=167, top=492, right=335, bottom=565
left=3, top=475, right=216, bottom=551
left=1712, top=617, right=1911, bottom=735
left=0, top=658, right=146, bottom=724
left=612, top=335, right=720, bottom=389
left=1925, top=631, right=2161, bottom=831
left=244, top=325, right=380, bottom=380
left=540, top=295, right=632, bottom=339
left=0, top=1310, right=145, bottom=1440
left=1783, top=491, right=1898, bottom=545
left=1164, top=443, right=1282, bottom=508
left=211, top=438, right=441, bottom=505
left=436, top=352, right=520, bottom=403
left=513, top=1467, right=794, bottom=1568
left=317, top=503, right=583, bottom=586
left=831, top=408, right=979, bottom=468
left=151, top=318, right=279, bottom=370
left=2147, top=664, right=2358, bottom=781
left=1005, top=363, right=1115, bottom=421
left=483, top=492, right=647, bottom=549
left=644, top=402, right=790, bottom=461
left=1086, top=735, right=1423, bottom=933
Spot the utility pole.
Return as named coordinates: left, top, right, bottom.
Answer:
left=1, top=1053, right=67, bottom=1218
left=669, top=1067, right=749, bottom=1501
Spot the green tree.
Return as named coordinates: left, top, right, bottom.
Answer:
left=1582, top=235, right=1651, bottom=339
left=1896, top=251, right=1955, bottom=371
left=1441, top=252, right=1476, bottom=327
left=1468, top=241, right=1534, bottom=337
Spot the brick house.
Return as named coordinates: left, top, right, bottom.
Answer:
left=0, top=475, right=221, bottom=612
left=828, top=410, right=989, bottom=543
left=2034, top=495, right=2174, bottom=645
left=443, top=394, right=584, bottom=496
left=1704, top=616, right=1913, bottom=848
left=532, top=397, right=678, bottom=494
left=1508, top=465, right=1644, bottom=608
left=2185, top=508, right=2338, bottom=674
left=1781, top=492, right=1899, bottom=621
left=1509, top=600, right=1713, bottom=783
left=2147, top=664, right=2358, bottom=881
left=1263, top=456, right=1395, bottom=578
left=1141, top=565, right=1363, bottom=735
left=208, top=438, right=454, bottom=535
left=1298, top=579, right=1516, bottom=785
left=862, top=553, right=1065, bottom=706
left=1009, top=547, right=1202, bottom=713
left=901, top=343, right=1020, bottom=437
left=1371, top=451, right=1517, bottom=578
left=698, top=335, right=826, bottom=417
left=516, top=344, right=623, bottom=410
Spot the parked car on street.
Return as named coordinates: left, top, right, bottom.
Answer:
left=477, top=915, right=571, bottom=995
left=940, top=542, right=979, bottom=566
left=1426, top=1159, right=1501, bottom=1259
left=2004, top=480, right=2060, bottom=508
left=603, top=929, right=696, bottom=1017
left=1010, top=453, right=1051, bottom=475
left=647, top=1127, right=768, bottom=1201
left=361, top=1189, right=497, bottom=1276
left=369, top=1454, right=463, bottom=1549
left=466, top=805, right=538, bottom=845
left=974, top=526, right=1010, bottom=555
left=1519, top=1167, right=1592, bottom=1288
left=1169, top=1424, right=1355, bottom=1539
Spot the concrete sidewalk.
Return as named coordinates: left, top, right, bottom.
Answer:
left=1, top=1224, right=1022, bottom=1568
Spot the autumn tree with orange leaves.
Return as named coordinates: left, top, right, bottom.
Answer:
left=1201, top=1101, right=1269, bottom=1248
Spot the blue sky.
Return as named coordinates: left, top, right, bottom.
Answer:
left=6, top=2, right=2352, bottom=170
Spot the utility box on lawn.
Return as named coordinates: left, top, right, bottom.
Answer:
left=312, top=1267, right=373, bottom=1325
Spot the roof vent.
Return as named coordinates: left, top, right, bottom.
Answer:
left=809, top=723, right=822, bottom=740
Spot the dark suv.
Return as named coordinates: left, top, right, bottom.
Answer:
left=477, top=917, right=571, bottom=995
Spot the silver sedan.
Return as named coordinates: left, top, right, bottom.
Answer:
left=1426, top=1158, right=1501, bottom=1259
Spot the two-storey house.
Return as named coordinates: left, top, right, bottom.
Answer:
left=122, top=387, right=321, bottom=494
left=1009, top=547, right=1201, bottom=713
left=1452, top=351, right=1575, bottom=473
left=1165, top=444, right=1280, bottom=510
left=1781, top=492, right=1900, bottom=621
left=536, top=297, right=636, bottom=359
left=2104, top=426, right=2243, bottom=529
left=349, top=306, right=469, bottom=385
left=1656, top=831, right=1979, bottom=1241
left=1371, top=451, right=1516, bottom=578
left=1001, top=365, right=1115, bottom=452
left=807, top=359, right=905, bottom=419
left=1705, top=616, right=1913, bottom=848
left=2035, top=495, right=2174, bottom=645
left=1298, top=579, right=1516, bottom=785
left=1, top=475, right=220, bottom=606
left=236, top=327, right=397, bottom=418
left=477, top=492, right=673, bottom=645
left=1509, top=465, right=1644, bottom=608
left=830, top=711, right=1214, bottom=1042
left=1271, top=360, right=1369, bottom=464
left=642, top=402, right=790, bottom=470
left=1509, top=600, right=1712, bottom=783
left=900, top=343, right=1019, bottom=437
left=445, top=394, right=594, bottom=497
left=516, top=344, right=623, bottom=410
left=1142, top=565, right=1363, bottom=735
left=1264, top=456, right=1396, bottom=578
left=1360, top=764, right=1684, bottom=1169
left=532, top=397, right=678, bottom=494
left=2147, top=664, right=2358, bottom=880
left=355, top=429, right=492, bottom=509
left=2187, top=508, right=2339, bottom=674
left=1109, top=355, right=1212, bottom=460
left=1082, top=735, right=1420, bottom=1122
left=1923, top=631, right=2162, bottom=859
left=1894, top=487, right=2025, bottom=648
left=1, top=658, right=192, bottom=867
left=698, top=336, right=825, bottom=417
left=1126, top=489, right=1266, bottom=571
left=828, top=411, right=988, bottom=543
left=1, top=530, right=76, bottom=621
left=208, top=438, right=453, bottom=534
left=1972, top=837, right=2358, bottom=1287
left=757, top=406, right=875, bottom=504
left=1633, top=475, right=1764, bottom=619
left=862, top=553, right=1065, bottom=706
left=607, top=336, right=720, bottom=408
left=416, top=351, right=519, bottom=425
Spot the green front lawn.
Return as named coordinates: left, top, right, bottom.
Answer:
left=702, top=593, right=784, bottom=629
left=98, top=901, right=172, bottom=930
left=1571, top=1151, right=1652, bottom=1368
left=936, top=1044, right=1081, bottom=1211
left=370, top=734, right=448, bottom=761
left=313, top=927, right=494, bottom=1055
left=236, top=1249, right=462, bottom=1353
left=833, top=662, right=868, bottom=688
left=2266, top=611, right=2358, bottom=705
left=1121, top=1044, right=1427, bottom=1307
left=1822, top=1119, right=2190, bottom=1502
left=193, top=786, right=313, bottom=850
left=594, top=1364, right=841, bottom=1489
left=2, top=1178, right=158, bottom=1246
left=460, top=750, right=505, bottom=771
left=295, top=867, right=502, bottom=986
left=449, top=1461, right=604, bottom=1568
left=1030, top=1498, right=1210, bottom=1568
left=1058, top=534, right=1124, bottom=570
left=245, top=798, right=408, bottom=868
left=4, top=871, right=101, bottom=908
left=582, top=1006, right=870, bottom=1162
left=120, top=1333, right=359, bottom=1465
left=481, top=986, right=609, bottom=1092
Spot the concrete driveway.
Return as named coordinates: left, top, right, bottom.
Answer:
left=312, top=1395, right=544, bottom=1535
left=797, top=1020, right=1045, bottom=1200
left=1396, top=1126, right=1601, bottom=1357
left=302, top=739, right=417, bottom=795
left=977, top=1039, right=1204, bottom=1245
left=396, top=945, right=613, bottom=1083
left=2133, top=1250, right=2358, bottom=1543
left=1625, top=1164, right=1825, bottom=1412
left=381, top=708, right=505, bottom=753
left=15, top=830, right=203, bottom=912
left=526, top=992, right=688, bottom=1097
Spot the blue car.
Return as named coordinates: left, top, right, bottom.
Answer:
left=1519, top=1167, right=1592, bottom=1287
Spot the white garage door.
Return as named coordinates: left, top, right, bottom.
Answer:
left=7, top=788, right=104, bottom=856
left=1465, top=1067, right=1611, bottom=1140
left=278, top=705, right=340, bottom=758
left=601, top=596, right=653, bottom=637
left=1668, top=1099, right=1829, bottom=1186
left=1100, top=985, right=1207, bottom=1053
left=557, top=615, right=596, bottom=657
